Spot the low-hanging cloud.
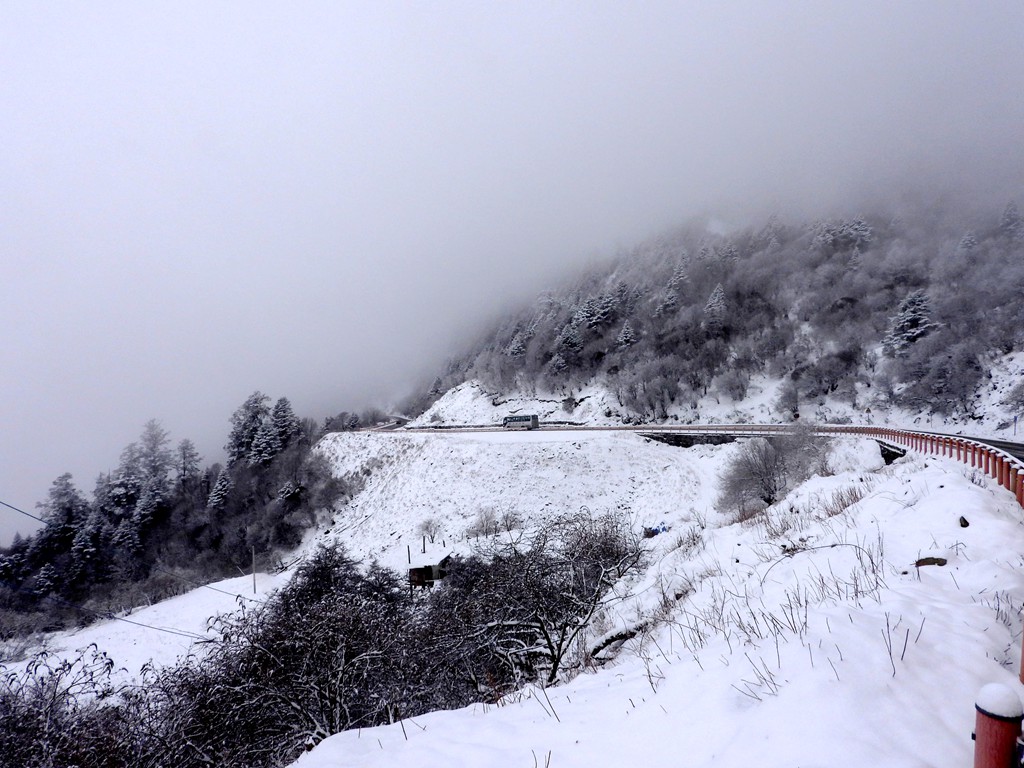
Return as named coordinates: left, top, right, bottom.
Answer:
left=1, top=1, right=1022, bottom=542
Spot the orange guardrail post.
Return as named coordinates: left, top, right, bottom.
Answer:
left=974, top=683, right=1023, bottom=768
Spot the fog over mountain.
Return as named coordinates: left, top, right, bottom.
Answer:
left=2, top=2, right=1023, bottom=543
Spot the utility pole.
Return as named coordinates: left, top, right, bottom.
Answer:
left=252, top=546, right=257, bottom=595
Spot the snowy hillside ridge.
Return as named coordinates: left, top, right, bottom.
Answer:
left=294, top=438, right=1024, bottom=768
left=412, top=349, right=1024, bottom=439
left=310, top=429, right=727, bottom=575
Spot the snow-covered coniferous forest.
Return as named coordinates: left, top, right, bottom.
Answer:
left=1, top=202, right=1024, bottom=767
left=412, top=203, right=1024, bottom=432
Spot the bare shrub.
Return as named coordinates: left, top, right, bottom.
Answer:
left=718, top=432, right=832, bottom=517
left=761, top=507, right=797, bottom=539
left=1003, top=379, right=1024, bottom=412
left=465, top=506, right=523, bottom=538
left=466, top=506, right=499, bottom=537
left=499, top=507, right=524, bottom=533
left=964, top=468, right=986, bottom=487
left=454, top=508, right=648, bottom=685
left=718, top=438, right=789, bottom=515
left=819, top=486, right=865, bottom=518
left=0, top=647, right=131, bottom=767
left=670, top=526, right=704, bottom=557
left=417, top=517, right=442, bottom=543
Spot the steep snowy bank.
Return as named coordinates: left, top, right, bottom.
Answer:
left=294, top=437, right=1024, bottom=768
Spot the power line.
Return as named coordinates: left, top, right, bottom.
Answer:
left=0, top=498, right=46, bottom=524
left=1, top=576, right=211, bottom=643
left=150, top=564, right=264, bottom=605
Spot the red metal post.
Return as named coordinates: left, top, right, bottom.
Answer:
left=974, top=684, right=1024, bottom=768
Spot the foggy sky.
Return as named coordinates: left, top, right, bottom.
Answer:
left=2, top=2, right=1023, bottom=543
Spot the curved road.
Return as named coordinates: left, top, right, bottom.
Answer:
left=402, top=421, right=1024, bottom=459
left=397, top=422, right=1024, bottom=503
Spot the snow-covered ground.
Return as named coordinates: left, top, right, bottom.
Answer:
left=294, top=434, right=1024, bottom=768
left=312, top=429, right=725, bottom=574
left=2, top=571, right=291, bottom=685
left=7, top=423, right=1024, bottom=768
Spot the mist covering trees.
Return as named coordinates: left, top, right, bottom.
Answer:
left=411, top=202, right=1024, bottom=424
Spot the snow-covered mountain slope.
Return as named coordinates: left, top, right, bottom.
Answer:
left=291, top=434, right=1024, bottom=768
left=312, top=429, right=728, bottom=572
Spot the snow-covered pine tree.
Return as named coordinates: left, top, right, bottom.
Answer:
left=883, top=289, right=937, bottom=356
left=207, top=468, right=234, bottom=509
left=957, top=231, right=978, bottom=254
left=139, top=419, right=172, bottom=497
left=555, top=324, right=582, bottom=355
left=654, top=289, right=678, bottom=317
left=506, top=333, right=527, bottom=358
left=134, top=481, right=162, bottom=524
left=176, top=439, right=201, bottom=487
left=249, top=419, right=282, bottom=465
left=667, top=262, right=689, bottom=291
left=34, top=563, right=58, bottom=595
left=719, top=243, right=739, bottom=263
left=37, top=472, right=90, bottom=526
left=616, top=320, right=637, bottom=348
left=572, top=298, right=597, bottom=329
left=704, top=283, right=727, bottom=335
left=110, top=442, right=143, bottom=511
left=547, top=353, right=568, bottom=375
left=111, top=515, right=144, bottom=579
left=226, top=391, right=270, bottom=464
left=271, top=397, right=301, bottom=448
left=67, top=510, right=105, bottom=587
left=591, top=293, right=618, bottom=327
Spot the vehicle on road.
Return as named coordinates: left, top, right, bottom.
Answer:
left=502, top=414, right=539, bottom=430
